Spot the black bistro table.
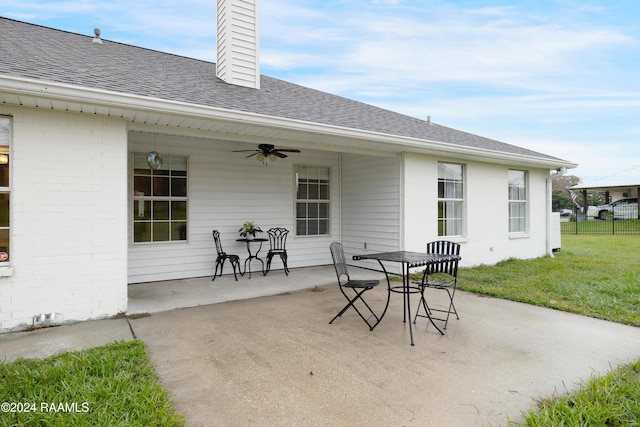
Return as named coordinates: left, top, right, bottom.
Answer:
left=236, top=238, right=268, bottom=278
left=353, top=251, right=462, bottom=346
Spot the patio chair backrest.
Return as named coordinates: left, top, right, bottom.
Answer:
left=212, top=230, right=226, bottom=256
left=330, top=242, right=350, bottom=282
left=267, top=227, right=289, bottom=251
left=424, top=240, right=460, bottom=276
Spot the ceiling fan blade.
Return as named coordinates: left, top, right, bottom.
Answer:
left=272, top=151, right=288, bottom=158
left=273, top=149, right=301, bottom=153
left=245, top=152, right=260, bottom=158
left=232, top=149, right=259, bottom=152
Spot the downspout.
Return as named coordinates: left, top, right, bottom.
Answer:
left=546, top=174, right=554, bottom=257
left=547, top=167, right=566, bottom=257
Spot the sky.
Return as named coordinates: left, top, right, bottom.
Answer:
left=3, top=0, right=640, bottom=185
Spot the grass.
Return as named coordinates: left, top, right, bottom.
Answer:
left=456, top=234, right=640, bottom=327
left=0, top=340, right=184, bottom=427
left=561, top=218, right=640, bottom=235
left=509, top=360, right=640, bottom=427
left=449, top=234, right=640, bottom=426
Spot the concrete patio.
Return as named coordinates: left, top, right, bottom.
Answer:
left=4, top=266, right=640, bottom=426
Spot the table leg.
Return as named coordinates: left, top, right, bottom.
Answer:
left=376, top=260, right=414, bottom=346
left=404, top=263, right=415, bottom=346
left=243, top=242, right=265, bottom=279
left=373, top=260, right=392, bottom=329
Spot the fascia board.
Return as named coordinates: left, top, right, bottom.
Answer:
left=0, top=75, right=577, bottom=170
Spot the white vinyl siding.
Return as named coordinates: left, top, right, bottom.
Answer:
left=128, top=133, right=340, bottom=283
left=341, top=154, right=401, bottom=262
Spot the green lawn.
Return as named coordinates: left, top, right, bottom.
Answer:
left=457, top=234, right=640, bottom=327
left=0, top=340, right=184, bottom=427
left=510, top=360, right=640, bottom=426
left=561, top=218, right=640, bottom=235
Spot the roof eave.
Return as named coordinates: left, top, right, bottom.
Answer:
left=0, top=76, right=576, bottom=170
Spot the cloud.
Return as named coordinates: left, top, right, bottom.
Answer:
left=262, top=1, right=633, bottom=92
left=3, top=0, right=639, bottom=181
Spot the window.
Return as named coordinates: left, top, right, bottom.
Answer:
left=438, top=163, right=464, bottom=237
left=296, top=166, right=330, bottom=236
left=508, top=170, right=527, bottom=233
left=132, top=153, right=188, bottom=243
left=0, top=117, right=10, bottom=264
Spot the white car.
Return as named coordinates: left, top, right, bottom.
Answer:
left=593, top=198, right=638, bottom=220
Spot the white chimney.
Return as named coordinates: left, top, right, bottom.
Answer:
left=216, top=0, right=260, bottom=89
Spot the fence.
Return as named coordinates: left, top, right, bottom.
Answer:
left=560, top=211, right=640, bottom=235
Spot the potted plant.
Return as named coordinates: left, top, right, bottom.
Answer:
left=239, top=221, right=263, bottom=239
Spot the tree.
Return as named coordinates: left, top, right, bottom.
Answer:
left=551, top=174, right=580, bottom=192
left=551, top=174, right=581, bottom=210
left=552, top=189, right=573, bottom=211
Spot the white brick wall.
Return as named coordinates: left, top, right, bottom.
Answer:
left=0, top=107, right=128, bottom=332
left=404, top=153, right=552, bottom=267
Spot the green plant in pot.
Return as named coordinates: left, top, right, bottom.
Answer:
left=239, top=221, right=263, bottom=239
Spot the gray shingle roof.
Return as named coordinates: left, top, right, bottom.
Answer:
left=0, top=17, right=563, bottom=161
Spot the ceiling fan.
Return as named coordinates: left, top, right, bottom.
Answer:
left=233, top=144, right=301, bottom=164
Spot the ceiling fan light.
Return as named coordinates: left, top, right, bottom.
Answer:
left=268, top=153, right=277, bottom=161
left=257, top=153, right=265, bottom=162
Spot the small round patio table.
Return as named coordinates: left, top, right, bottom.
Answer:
left=236, top=238, right=268, bottom=278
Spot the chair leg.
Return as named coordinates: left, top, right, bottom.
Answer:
left=280, top=253, right=289, bottom=275
left=330, top=287, right=381, bottom=331
left=230, top=259, right=239, bottom=281
left=212, top=258, right=223, bottom=281
left=440, top=288, right=459, bottom=328
left=264, top=253, right=288, bottom=275
left=413, top=287, right=445, bottom=335
left=213, top=258, right=241, bottom=281
left=265, top=253, right=273, bottom=275
left=447, top=289, right=459, bottom=319
left=413, top=290, right=431, bottom=322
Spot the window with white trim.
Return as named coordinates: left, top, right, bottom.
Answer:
left=132, top=153, right=188, bottom=243
left=508, top=170, right=528, bottom=233
left=438, top=162, right=464, bottom=237
left=296, top=166, right=330, bottom=236
left=0, top=117, right=10, bottom=264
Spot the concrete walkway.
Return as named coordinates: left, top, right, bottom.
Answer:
left=3, top=275, right=640, bottom=426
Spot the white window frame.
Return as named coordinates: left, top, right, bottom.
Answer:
left=131, top=153, right=188, bottom=244
left=0, top=116, right=10, bottom=266
left=295, top=165, right=330, bottom=236
left=437, top=162, right=465, bottom=237
left=508, top=169, right=528, bottom=234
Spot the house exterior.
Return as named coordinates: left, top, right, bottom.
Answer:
left=572, top=177, right=640, bottom=206
left=0, top=2, right=576, bottom=332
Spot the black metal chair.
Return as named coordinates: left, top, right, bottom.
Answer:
left=329, top=242, right=384, bottom=331
left=265, top=227, right=290, bottom=275
left=212, top=230, right=241, bottom=281
left=413, top=241, right=461, bottom=331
